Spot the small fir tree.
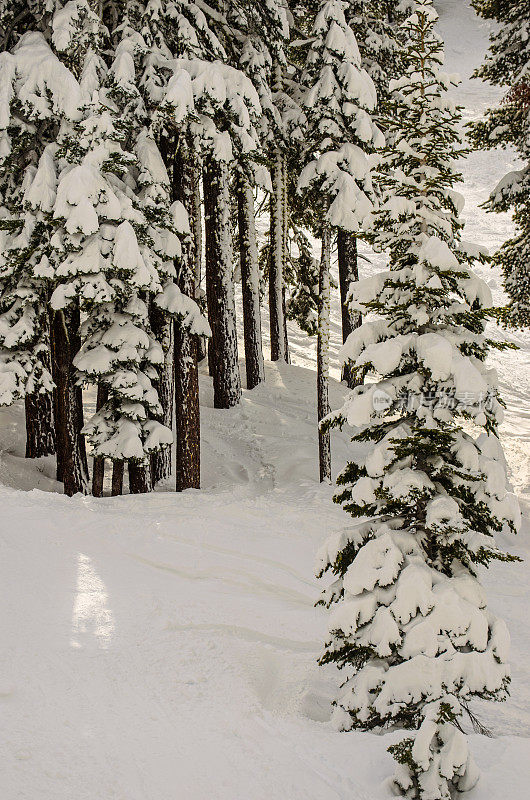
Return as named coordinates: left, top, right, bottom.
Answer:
left=318, top=3, right=520, bottom=797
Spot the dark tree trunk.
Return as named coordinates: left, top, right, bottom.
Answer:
left=173, top=140, right=201, bottom=490
left=50, top=306, right=88, bottom=496
left=337, top=229, right=362, bottom=389
left=282, top=157, right=290, bottom=364
left=269, top=151, right=286, bottom=362
left=91, top=384, right=108, bottom=497
left=318, top=226, right=332, bottom=484
left=111, top=460, right=124, bottom=496
left=192, top=160, right=203, bottom=293
left=207, top=337, right=216, bottom=377
left=236, top=172, right=265, bottom=389
left=128, top=461, right=151, bottom=494
left=282, top=286, right=290, bottom=365
left=150, top=303, right=174, bottom=486
left=25, top=390, right=55, bottom=459
left=203, top=157, right=241, bottom=409
left=269, top=60, right=287, bottom=363
left=174, top=323, right=200, bottom=491
left=192, top=160, right=207, bottom=364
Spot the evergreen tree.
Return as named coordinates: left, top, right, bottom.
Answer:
left=0, top=12, right=89, bottom=491
left=0, top=2, right=58, bottom=459
left=470, top=0, right=530, bottom=327
left=298, top=0, right=382, bottom=481
left=338, top=0, right=412, bottom=388
left=130, top=0, right=224, bottom=488
left=0, top=1, right=209, bottom=494
left=318, top=3, right=520, bottom=797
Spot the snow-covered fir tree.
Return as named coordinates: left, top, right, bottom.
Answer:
left=337, top=1, right=413, bottom=387
left=125, top=0, right=221, bottom=489
left=318, top=2, right=520, bottom=797
left=0, top=9, right=90, bottom=487
left=0, top=1, right=210, bottom=493
left=297, top=0, right=382, bottom=479
left=470, top=0, right=530, bottom=327
left=345, top=1, right=413, bottom=115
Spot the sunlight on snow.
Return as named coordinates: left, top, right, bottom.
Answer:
left=70, top=553, right=115, bottom=649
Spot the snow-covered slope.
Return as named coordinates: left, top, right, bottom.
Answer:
left=0, top=2, right=528, bottom=799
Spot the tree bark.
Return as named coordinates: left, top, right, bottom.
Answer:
left=318, top=226, right=332, bottom=484
left=50, top=306, right=88, bottom=496
left=91, top=384, right=107, bottom=497
left=269, top=59, right=287, bottom=363
left=150, top=303, right=174, bottom=486
left=25, top=390, right=55, bottom=459
left=174, top=323, right=200, bottom=490
left=282, top=156, right=290, bottom=363
left=192, top=161, right=203, bottom=293
left=173, top=141, right=201, bottom=490
left=192, top=160, right=207, bottom=364
left=111, top=460, right=124, bottom=496
left=269, top=151, right=286, bottom=362
left=236, top=171, right=265, bottom=389
left=337, top=228, right=362, bottom=389
left=128, top=461, right=151, bottom=494
left=203, top=157, right=242, bottom=409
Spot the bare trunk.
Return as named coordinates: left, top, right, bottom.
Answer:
left=236, top=172, right=265, bottom=389
left=337, top=228, right=362, bottom=389
left=50, top=306, right=88, bottom=496
left=282, top=286, right=289, bottom=364
left=269, top=60, right=287, bottom=363
left=25, top=390, right=55, bottom=459
left=150, top=303, right=174, bottom=486
left=192, top=161, right=203, bottom=293
left=111, top=460, right=124, bottom=496
left=91, top=384, right=107, bottom=497
left=128, top=461, right=151, bottom=494
left=174, top=141, right=201, bottom=490
left=203, top=157, right=241, bottom=409
left=174, top=323, right=200, bottom=490
left=269, top=151, right=286, bottom=362
left=282, top=157, right=290, bottom=363
left=318, top=226, right=332, bottom=484
left=192, top=160, right=207, bottom=364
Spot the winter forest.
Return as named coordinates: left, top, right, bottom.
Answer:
left=0, top=0, right=529, bottom=798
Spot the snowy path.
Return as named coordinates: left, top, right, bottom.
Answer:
left=1, top=2, right=529, bottom=799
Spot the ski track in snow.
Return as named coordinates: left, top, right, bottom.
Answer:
left=1, top=2, right=529, bottom=799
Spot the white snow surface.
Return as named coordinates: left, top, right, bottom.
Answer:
left=0, top=3, right=529, bottom=799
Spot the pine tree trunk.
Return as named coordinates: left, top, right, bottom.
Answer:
left=337, top=228, right=362, bottom=389
left=91, top=384, right=107, bottom=497
left=174, top=323, right=200, bottom=491
left=236, top=171, right=265, bottom=389
left=269, top=59, right=287, bottom=363
left=111, top=460, right=124, bottom=496
left=269, top=151, right=287, bottom=362
left=50, top=306, right=88, bottom=496
left=192, top=161, right=202, bottom=293
left=192, top=160, right=207, bottom=364
left=282, top=157, right=290, bottom=363
left=173, top=141, right=201, bottom=490
left=318, top=226, right=332, bottom=484
left=150, top=303, right=174, bottom=486
left=282, top=286, right=290, bottom=364
left=203, top=157, right=242, bottom=409
left=25, top=390, right=55, bottom=459
left=128, top=462, right=151, bottom=494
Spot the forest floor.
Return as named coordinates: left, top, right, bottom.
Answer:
left=1, top=1, right=529, bottom=798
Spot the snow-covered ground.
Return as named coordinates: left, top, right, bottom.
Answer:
left=1, top=2, right=529, bottom=799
